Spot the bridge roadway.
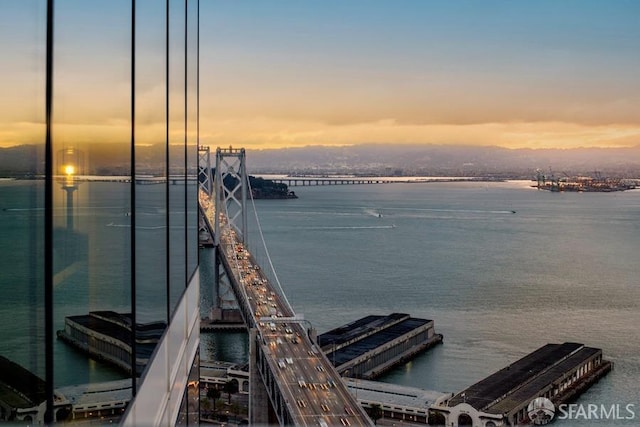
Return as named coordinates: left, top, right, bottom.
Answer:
left=200, top=193, right=372, bottom=426
left=268, top=177, right=401, bottom=187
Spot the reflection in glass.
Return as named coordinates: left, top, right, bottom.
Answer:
left=186, top=0, right=200, bottom=280
left=52, top=0, right=131, bottom=410
left=177, top=350, right=200, bottom=426
left=169, top=0, right=187, bottom=315
left=1, top=0, right=200, bottom=423
left=0, top=0, right=46, bottom=423
left=135, top=0, right=169, bottom=384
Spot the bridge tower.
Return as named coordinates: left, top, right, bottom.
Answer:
left=198, top=147, right=373, bottom=426
left=198, top=145, right=213, bottom=197
left=211, top=147, right=271, bottom=423
left=198, top=146, right=214, bottom=247
left=214, top=146, right=248, bottom=244
left=212, top=147, right=249, bottom=313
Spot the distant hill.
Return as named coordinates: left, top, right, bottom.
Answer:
left=0, top=145, right=43, bottom=176
left=247, top=144, right=640, bottom=178
left=2, top=143, right=639, bottom=179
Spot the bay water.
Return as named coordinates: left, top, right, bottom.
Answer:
left=3, top=179, right=638, bottom=423
left=202, top=180, right=640, bottom=424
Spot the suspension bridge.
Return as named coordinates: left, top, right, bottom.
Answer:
left=198, top=146, right=372, bottom=426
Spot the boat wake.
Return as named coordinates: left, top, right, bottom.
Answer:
left=363, top=208, right=384, bottom=218
left=106, top=223, right=165, bottom=230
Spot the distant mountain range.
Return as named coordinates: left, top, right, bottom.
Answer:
left=2, top=143, right=640, bottom=179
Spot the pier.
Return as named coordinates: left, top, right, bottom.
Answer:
left=430, top=342, right=612, bottom=427
left=318, top=313, right=443, bottom=379
left=56, top=311, right=166, bottom=376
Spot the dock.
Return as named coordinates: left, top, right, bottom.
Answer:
left=318, top=313, right=443, bottom=379
left=430, top=342, right=612, bottom=426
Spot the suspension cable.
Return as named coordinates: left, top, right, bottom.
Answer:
left=246, top=178, right=296, bottom=315
left=217, top=196, right=259, bottom=327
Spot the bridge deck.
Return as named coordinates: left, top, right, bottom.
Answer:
left=200, top=192, right=372, bottom=426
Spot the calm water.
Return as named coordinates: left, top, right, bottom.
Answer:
left=3, top=179, right=638, bottom=423
left=202, top=180, right=640, bottom=424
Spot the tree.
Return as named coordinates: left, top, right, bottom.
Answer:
left=207, top=387, right=221, bottom=411
left=201, top=398, right=211, bottom=416
left=223, top=380, right=239, bottom=404
left=230, top=402, right=241, bottom=420
left=369, top=403, right=382, bottom=425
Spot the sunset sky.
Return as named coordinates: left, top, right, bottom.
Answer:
left=199, top=0, right=640, bottom=149
left=2, top=1, right=640, bottom=150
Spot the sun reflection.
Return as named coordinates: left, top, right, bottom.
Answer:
left=57, top=149, right=83, bottom=231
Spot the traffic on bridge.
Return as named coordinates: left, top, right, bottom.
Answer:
left=200, top=189, right=372, bottom=426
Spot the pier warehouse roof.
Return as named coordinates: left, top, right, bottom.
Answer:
left=318, top=313, right=409, bottom=349
left=318, top=313, right=442, bottom=380
left=326, top=317, right=431, bottom=367
left=432, top=342, right=611, bottom=427
left=449, top=342, right=584, bottom=411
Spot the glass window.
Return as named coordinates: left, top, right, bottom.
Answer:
left=135, top=0, right=169, bottom=380
left=177, top=350, right=200, bottom=426
left=1, top=1, right=200, bottom=423
left=52, top=0, right=132, bottom=394
left=186, top=0, right=199, bottom=281
left=0, top=1, right=46, bottom=422
left=169, top=0, right=187, bottom=315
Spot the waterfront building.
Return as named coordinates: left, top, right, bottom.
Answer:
left=429, top=342, right=612, bottom=427
left=0, top=1, right=200, bottom=424
left=344, top=378, right=450, bottom=425
left=200, top=361, right=250, bottom=394
left=319, top=313, right=443, bottom=379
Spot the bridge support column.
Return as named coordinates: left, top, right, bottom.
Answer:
left=249, top=328, right=270, bottom=425
left=212, top=247, right=221, bottom=316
